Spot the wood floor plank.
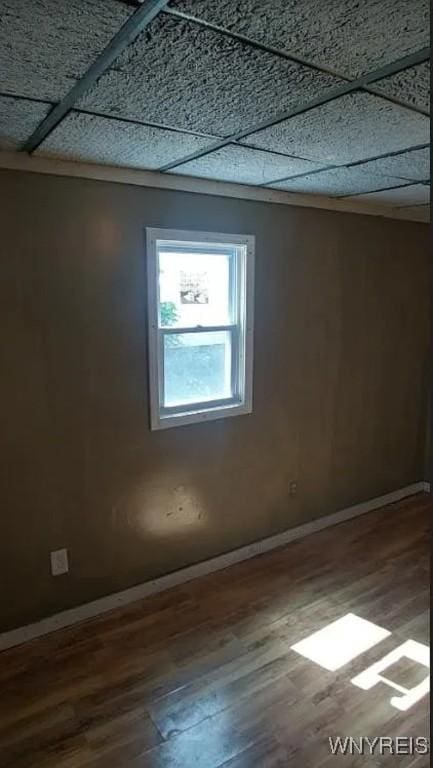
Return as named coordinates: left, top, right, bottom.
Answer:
left=0, top=493, right=430, bottom=768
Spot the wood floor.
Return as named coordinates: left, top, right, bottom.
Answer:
left=0, top=494, right=430, bottom=768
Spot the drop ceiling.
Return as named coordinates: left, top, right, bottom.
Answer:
left=0, top=0, right=430, bottom=221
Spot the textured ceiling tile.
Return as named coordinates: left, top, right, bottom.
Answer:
left=349, top=184, right=430, bottom=207
left=168, top=0, right=429, bottom=78
left=242, top=93, right=430, bottom=164
left=269, top=166, right=405, bottom=197
left=0, top=0, right=131, bottom=101
left=79, top=15, right=341, bottom=136
left=0, top=96, right=51, bottom=150
left=36, top=112, right=214, bottom=170
left=372, top=62, right=430, bottom=113
left=169, top=144, right=324, bottom=185
left=356, top=148, right=430, bottom=182
left=397, top=205, right=430, bottom=222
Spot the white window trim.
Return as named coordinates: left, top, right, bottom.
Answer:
left=146, top=227, right=255, bottom=430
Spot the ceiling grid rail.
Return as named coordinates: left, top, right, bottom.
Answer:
left=163, top=7, right=430, bottom=118
left=338, top=179, right=430, bottom=199
left=22, top=0, right=171, bottom=153
left=157, top=47, right=430, bottom=172
left=263, top=143, right=431, bottom=187
left=18, top=5, right=429, bottom=160
left=12, top=0, right=429, bottom=207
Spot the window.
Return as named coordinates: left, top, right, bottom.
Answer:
left=146, top=228, right=254, bottom=430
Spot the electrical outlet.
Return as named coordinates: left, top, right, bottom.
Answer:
left=50, top=548, right=69, bottom=576
left=289, top=481, right=298, bottom=497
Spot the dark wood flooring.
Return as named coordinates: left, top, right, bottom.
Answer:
left=0, top=493, right=430, bottom=767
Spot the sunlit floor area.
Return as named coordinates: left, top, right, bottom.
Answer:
left=0, top=493, right=430, bottom=768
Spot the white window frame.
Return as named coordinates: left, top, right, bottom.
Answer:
left=146, top=227, right=255, bottom=430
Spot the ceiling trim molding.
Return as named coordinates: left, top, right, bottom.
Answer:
left=0, top=151, right=428, bottom=223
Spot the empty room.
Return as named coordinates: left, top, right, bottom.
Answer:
left=0, top=0, right=431, bottom=766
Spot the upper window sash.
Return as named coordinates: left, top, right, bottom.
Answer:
left=156, top=241, right=243, bottom=330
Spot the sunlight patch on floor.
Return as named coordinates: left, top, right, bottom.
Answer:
left=351, top=639, right=430, bottom=711
left=291, top=613, right=391, bottom=671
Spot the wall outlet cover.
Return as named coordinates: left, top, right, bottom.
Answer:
left=50, top=548, right=69, bottom=576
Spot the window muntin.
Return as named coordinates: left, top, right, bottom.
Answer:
left=147, top=229, right=254, bottom=430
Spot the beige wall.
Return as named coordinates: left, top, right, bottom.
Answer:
left=0, top=168, right=430, bottom=631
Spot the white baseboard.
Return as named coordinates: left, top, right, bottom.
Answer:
left=0, top=481, right=427, bottom=652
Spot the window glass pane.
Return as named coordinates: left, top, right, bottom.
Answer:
left=158, top=248, right=231, bottom=328
left=163, top=331, right=232, bottom=407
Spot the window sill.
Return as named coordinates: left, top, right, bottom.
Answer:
left=150, top=401, right=252, bottom=431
